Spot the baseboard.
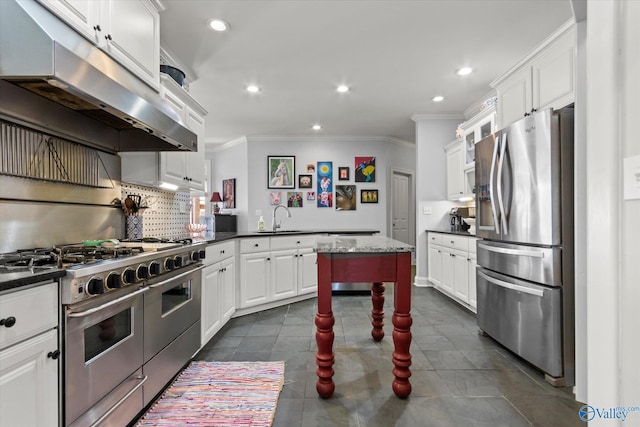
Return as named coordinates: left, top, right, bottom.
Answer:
left=413, top=275, right=431, bottom=287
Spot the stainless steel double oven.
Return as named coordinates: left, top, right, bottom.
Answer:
left=61, top=243, right=204, bottom=426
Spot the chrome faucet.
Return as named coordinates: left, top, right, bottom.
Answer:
left=272, top=204, right=291, bottom=232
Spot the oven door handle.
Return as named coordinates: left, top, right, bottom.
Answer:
left=90, top=374, right=147, bottom=427
left=148, top=265, right=204, bottom=289
left=67, top=287, right=148, bottom=318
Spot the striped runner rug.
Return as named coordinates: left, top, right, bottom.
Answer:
left=136, top=361, right=285, bottom=426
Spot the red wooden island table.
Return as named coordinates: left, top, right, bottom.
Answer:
left=314, top=235, right=415, bottom=399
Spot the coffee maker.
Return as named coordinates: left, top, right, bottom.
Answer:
left=449, top=206, right=475, bottom=232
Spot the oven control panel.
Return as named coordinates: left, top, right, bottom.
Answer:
left=61, top=245, right=206, bottom=305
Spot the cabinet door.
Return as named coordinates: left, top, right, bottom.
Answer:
left=297, top=248, right=318, bottom=295
left=271, top=249, right=297, bottom=301
left=220, top=257, right=236, bottom=322
left=441, top=250, right=455, bottom=295
left=468, top=255, right=477, bottom=310
left=531, top=28, right=575, bottom=112
left=0, top=329, right=58, bottom=427
left=201, top=263, right=222, bottom=345
left=497, top=67, right=532, bottom=128
left=453, top=252, right=470, bottom=303
left=427, top=245, right=442, bottom=287
left=185, top=106, right=206, bottom=191
left=38, top=0, right=100, bottom=42
left=239, top=253, right=270, bottom=308
left=160, top=152, right=187, bottom=186
left=446, top=143, right=464, bottom=201
left=100, top=0, right=160, bottom=89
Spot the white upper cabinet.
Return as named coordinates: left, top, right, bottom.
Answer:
left=445, top=140, right=464, bottom=201
left=120, top=74, right=207, bottom=191
left=38, top=0, right=161, bottom=90
left=492, top=20, right=576, bottom=128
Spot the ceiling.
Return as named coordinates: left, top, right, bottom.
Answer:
left=159, top=1, right=573, bottom=146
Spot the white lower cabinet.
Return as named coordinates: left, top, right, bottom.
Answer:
left=239, top=236, right=317, bottom=310
left=427, top=232, right=477, bottom=311
left=0, top=282, right=59, bottom=427
left=201, top=242, right=236, bottom=346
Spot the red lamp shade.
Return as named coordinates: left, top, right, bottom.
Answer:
left=210, top=192, right=223, bottom=214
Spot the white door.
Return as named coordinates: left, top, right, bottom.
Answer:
left=391, top=171, right=411, bottom=244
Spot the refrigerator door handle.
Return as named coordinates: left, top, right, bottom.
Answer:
left=478, top=270, right=544, bottom=297
left=497, top=131, right=508, bottom=235
left=489, top=133, right=500, bottom=234
left=478, top=242, right=545, bottom=258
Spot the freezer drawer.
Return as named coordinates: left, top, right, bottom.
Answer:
left=477, top=240, right=562, bottom=287
left=476, top=267, right=563, bottom=377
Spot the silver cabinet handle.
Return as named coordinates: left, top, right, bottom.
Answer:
left=67, top=287, right=148, bottom=318
left=478, top=270, right=543, bottom=297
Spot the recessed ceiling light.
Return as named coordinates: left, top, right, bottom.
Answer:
left=312, top=124, right=322, bottom=131
left=456, top=67, right=473, bottom=76
left=246, top=85, right=260, bottom=93
left=432, top=95, right=444, bottom=102
left=207, top=18, right=229, bottom=32
left=336, top=85, right=349, bottom=93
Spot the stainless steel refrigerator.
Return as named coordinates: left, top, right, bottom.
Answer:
left=475, top=107, right=574, bottom=386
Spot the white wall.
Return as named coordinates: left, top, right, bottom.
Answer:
left=207, top=137, right=415, bottom=235
left=582, top=0, right=640, bottom=421
left=413, top=117, right=463, bottom=284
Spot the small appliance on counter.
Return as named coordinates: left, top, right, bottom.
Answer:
left=449, top=206, right=475, bottom=232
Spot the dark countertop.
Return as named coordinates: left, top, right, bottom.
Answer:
left=0, top=230, right=378, bottom=292
left=199, top=229, right=379, bottom=244
left=0, top=269, right=66, bottom=294
left=426, top=228, right=476, bottom=237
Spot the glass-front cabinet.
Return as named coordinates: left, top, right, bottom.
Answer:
left=461, top=106, right=496, bottom=170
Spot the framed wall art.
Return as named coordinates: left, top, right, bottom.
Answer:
left=355, top=156, right=376, bottom=182
left=268, top=156, right=295, bottom=189
left=298, top=174, right=312, bottom=188
left=361, top=189, right=378, bottom=203
left=336, top=185, right=356, bottom=210
left=317, top=161, right=333, bottom=207
left=287, top=191, right=303, bottom=207
left=222, top=178, right=236, bottom=208
left=338, top=167, right=350, bottom=181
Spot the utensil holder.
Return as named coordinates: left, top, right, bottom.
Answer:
left=126, top=216, right=143, bottom=240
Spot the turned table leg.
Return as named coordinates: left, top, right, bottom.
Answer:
left=391, top=252, right=412, bottom=398
left=371, top=282, right=385, bottom=341
left=315, top=254, right=335, bottom=398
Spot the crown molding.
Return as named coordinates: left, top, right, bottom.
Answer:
left=410, top=113, right=465, bottom=122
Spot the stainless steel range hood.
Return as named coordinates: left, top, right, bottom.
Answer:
left=0, top=0, right=196, bottom=153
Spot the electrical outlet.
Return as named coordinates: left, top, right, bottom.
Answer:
left=423, top=206, right=432, bottom=215
left=255, top=209, right=262, bottom=216
left=179, top=202, right=187, bottom=213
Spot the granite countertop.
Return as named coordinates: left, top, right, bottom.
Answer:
left=0, top=269, right=66, bottom=294
left=315, top=235, right=414, bottom=253
left=426, top=228, right=476, bottom=237
left=199, top=229, right=379, bottom=244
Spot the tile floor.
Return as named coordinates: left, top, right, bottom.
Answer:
left=195, top=286, right=586, bottom=427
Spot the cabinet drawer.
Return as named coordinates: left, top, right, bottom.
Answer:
left=270, top=235, right=317, bottom=251
left=427, top=233, right=442, bottom=246
left=0, top=282, right=58, bottom=350
left=205, top=241, right=235, bottom=265
left=240, top=238, right=270, bottom=253
left=441, top=235, right=469, bottom=251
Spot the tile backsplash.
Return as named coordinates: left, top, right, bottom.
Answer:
left=121, top=183, right=192, bottom=238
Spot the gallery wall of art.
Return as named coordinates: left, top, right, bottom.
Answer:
left=207, top=137, right=415, bottom=233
